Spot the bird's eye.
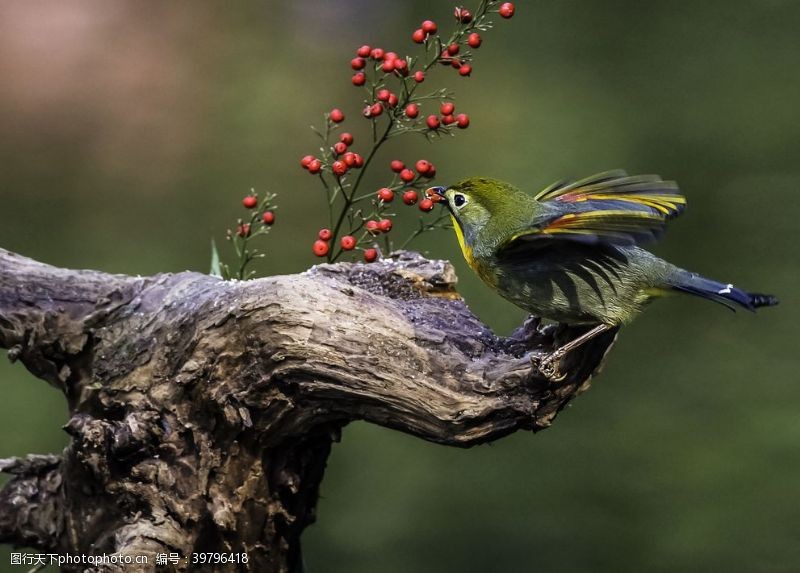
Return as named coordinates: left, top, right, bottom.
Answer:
left=453, top=194, right=467, bottom=208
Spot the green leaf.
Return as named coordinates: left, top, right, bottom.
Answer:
left=209, top=238, right=222, bottom=278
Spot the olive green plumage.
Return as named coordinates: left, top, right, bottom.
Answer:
left=433, top=171, right=777, bottom=326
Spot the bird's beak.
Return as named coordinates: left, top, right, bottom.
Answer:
left=425, top=186, right=447, bottom=205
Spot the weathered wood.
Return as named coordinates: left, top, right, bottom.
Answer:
left=0, top=248, right=617, bottom=572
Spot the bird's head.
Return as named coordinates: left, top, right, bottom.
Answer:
left=427, top=177, right=531, bottom=247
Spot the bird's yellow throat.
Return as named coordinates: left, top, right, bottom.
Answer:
left=451, top=214, right=476, bottom=268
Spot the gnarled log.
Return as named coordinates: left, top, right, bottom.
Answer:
left=0, top=248, right=617, bottom=572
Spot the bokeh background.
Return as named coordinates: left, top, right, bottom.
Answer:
left=1, top=1, right=798, bottom=571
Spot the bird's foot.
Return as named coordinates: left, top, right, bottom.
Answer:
left=530, top=324, right=613, bottom=382
left=531, top=352, right=567, bottom=383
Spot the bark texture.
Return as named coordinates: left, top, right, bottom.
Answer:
left=0, top=248, right=617, bottom=572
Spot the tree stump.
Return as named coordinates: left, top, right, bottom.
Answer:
left=0, top=248, right=617, bottom=572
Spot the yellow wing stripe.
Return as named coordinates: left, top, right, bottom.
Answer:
left=556, top=193, right=685, bottom=217
left=542, top=210, right=664, bottom=232
left=503, top=210, right=665, bottom=244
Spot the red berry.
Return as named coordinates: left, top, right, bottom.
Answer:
left=330, top=108, right=345, bottom=122
left=363, top=103, right=383, bottom=117
left=427, top=165, right=437, bottom=178
left=371, top=48, right=385, bottom=60
left=351, top=57, right=366, bottom=70
left=353, top=153, right=364, bottom=167
left=357, top=45, right=371, bottom=58
left=301, top=155, right=316, bottom=169
left=468, top=33, right=482, bottom=48
left=412, top=28, right=426, bottom=43
left=454, top=7, right=473, bottom=23
left=426, top=115, right=441, bottom=129
left=377, top=89, right=391, bottom=102
left=262, top=211, right=275, bottom=225
left=442, top=114, right=455, bottom=125
left=363, top=248, right=378, bottom=263
left=426, top=188, right=442, bottom=203
left=333, top=141, right=347, bottom=155
left=419, top=198, right=435, bottom=212
left=415, top=159, right=432, bottom=174
left=341, top=235, right=356, bottom=250
left=377, top=188, right=394, bottom=202
left=332, top=160, right=347, bottom=176
left=450, top=58, right=462, bottom=69
left=366, top=220, right=380, bottom=234
left=242, top=195, right=258, bottom=209
left=352, top=72, right=366, bottom=86
left=400, top=168, right=415, bottom=182
left=421, top=20, right=437, bottom=34
left=388, top=93, right=399, bottom=107
left=390, top=159, right=405, bottom=173
left=313, top=239, right=329, bottom=257
left=384, top=51, right=398, bottom=62
left=378, top=218, right=393, bottom=233
left=343, top=152, right=357, bottom=167
left=446, top=43, right=460, bottom=56
left=459, top=63, right=472, bottom=76
left=318, top=228, right=332, bottom=241
left=393, top=59, right=408, bottom=75
left=339, top=132, right=354, bottom=145
left=440, top=102, right=455, bottom=115
left=402, top=190, right=419, bottom=205
left=405, top=103, right=420, bottom=118
left=237, top=223, right=251, bottom=237
left=456, top=113, right=470, bottom=128
left=307, top=159, right=322, bottom=174
left=414, top=71, right=425, bottom=83
left=381, top=59, right=395, bottom=72
left=499, top=2, right=515, bottom=18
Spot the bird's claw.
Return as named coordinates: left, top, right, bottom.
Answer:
left=531, top=354, right=566, bottom=383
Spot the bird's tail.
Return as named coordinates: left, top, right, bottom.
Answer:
left=667, top=271, right=778, bottom=312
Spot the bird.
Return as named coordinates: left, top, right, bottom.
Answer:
left=427, top=170, right=778, bottom=380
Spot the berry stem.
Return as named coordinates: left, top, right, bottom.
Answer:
left=221, top=192, right=277, bottom=280
left=329, top=120, right=393, bottom=262
left=399, top=209, right=452, bottom=251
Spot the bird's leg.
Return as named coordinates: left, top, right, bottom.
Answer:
left=534, top=323, right=613, bottom=381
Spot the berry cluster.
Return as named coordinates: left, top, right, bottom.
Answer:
left=298, top=1, right=515, bottom=264
left=314, top=227, right=379, bottom=263
left=214, top=191, right=278, bottom=280
left=217, top=2, right=515, bottom=277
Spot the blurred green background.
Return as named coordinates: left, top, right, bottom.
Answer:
left=1, top=1, right=798, bottom=571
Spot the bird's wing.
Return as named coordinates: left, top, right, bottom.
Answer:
left=502, top=170, right=686, bottom=250
left=534, top=170, right=685, bottom=219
